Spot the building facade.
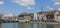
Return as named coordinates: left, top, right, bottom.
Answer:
left=54, top=11, right=60, bottom=22
left=18, top=12, right=31, bottom=21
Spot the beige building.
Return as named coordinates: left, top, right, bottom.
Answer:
left=18, top=12, right=31, bottom=21
left=40, top=10, right=60, bottom=22
left=54, top=11, right=60, bottom=22
left=40, top=12, right=47, bottom=21
left=18, top=10, right=60, bottom=22
left=39, top=10, right=57, bottom=22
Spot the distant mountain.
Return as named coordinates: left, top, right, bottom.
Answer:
left=3, top=13, right=14, bottom=17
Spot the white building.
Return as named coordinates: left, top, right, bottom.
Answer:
left=33, top=13, right=38, bottom=21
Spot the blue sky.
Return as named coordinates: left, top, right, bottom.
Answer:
left=0, top=0, right=60, bottom=15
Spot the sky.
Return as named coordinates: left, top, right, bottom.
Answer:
left=0, top=0, right=60, bottom=15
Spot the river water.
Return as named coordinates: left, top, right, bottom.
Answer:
left=0, top=23, right=60, bottom=28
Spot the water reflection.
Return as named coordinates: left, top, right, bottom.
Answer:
left=0, top=23, right=2, bottom=28
left=0, top=23, right=60, bottom=28
left=46, top=24, right=54, bottom=28
left=0, top=23, right=18, bottom=28
left=54, top=24, right=60, bottom=28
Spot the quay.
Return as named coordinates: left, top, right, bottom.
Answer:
left=0, top=19, right=60, bottom=24
left=0, top=20, right=19, bottom=23
left=0, top=19, right=18, bottom=23
left=0, top=20, right=60, bottom=25
left=0, top=19, right=30, bottom=23
left=30, top=21, right=60, bottom=24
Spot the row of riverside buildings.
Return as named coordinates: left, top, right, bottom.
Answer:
left=0, top=10, right=60, bottom=22
left=18, top=10, right=60, bottom=22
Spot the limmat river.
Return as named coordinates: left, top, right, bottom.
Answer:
left=0, top=23, right=60, bottom=28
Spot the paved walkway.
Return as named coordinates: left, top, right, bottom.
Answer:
left=30, top=21, right=60, bottom=24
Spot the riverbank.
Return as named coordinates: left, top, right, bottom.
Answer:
left=0, top=20, right=60, bottom=24
left=29, top=21, right=60, bottom=24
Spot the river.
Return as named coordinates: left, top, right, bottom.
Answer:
left=0, top=23, right=60, bottom=28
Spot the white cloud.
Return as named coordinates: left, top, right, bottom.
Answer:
left=27, top=7, right=33, bottom=10
left=52, top=0, right=60, bottom=5
left=52, top=0, right=60, bottom=2
left=12, top=0, right=35, bottom=6
left=54, top=2, right=60, bottom=5
left=46, top=6, right=54, bottom=10
left=58, top=8, right=60, bottom=11
left=26, top=7, right=34, bottom=10
left=0, top=1, right=4, bottom=5
left=49, top=8, right=54, bottom=10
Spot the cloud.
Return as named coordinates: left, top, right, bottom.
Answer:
left=26, top=7, right=34, bottom=10
left=46, top=6, right=54, bottom=10
left=52, top=0, right=60, bottom=2
left=12, top=0, right=35, bottom=6
left=0, top=1, right=4, bottom=5
left=58, top=8, right=60, bottom=11
left=52, top=0, right=60, bottom=5
left=27, top=7, right=33, bottom=10
left=54, top=2, right=60, bottom=5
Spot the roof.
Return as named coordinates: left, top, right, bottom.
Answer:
left=18, top=12, right=30, bottom=17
